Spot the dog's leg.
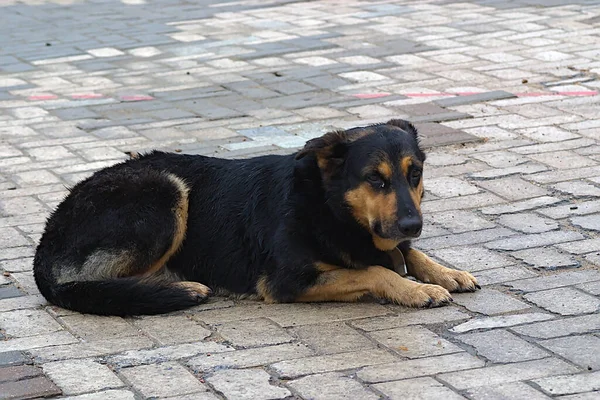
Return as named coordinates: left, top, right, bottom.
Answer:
left=404, top=249, right=479, bottom=292
left=296, top=264, right=452, bottom=307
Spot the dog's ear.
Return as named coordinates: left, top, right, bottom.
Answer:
left=386, top=119, right=419, bottom=139
left=295, top=130, right=349, bottom=161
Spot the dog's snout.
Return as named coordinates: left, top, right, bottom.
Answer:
left=397, top=217, right=422, bottom=238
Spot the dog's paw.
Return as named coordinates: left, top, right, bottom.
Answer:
left=399, top=283, right=453, bottom=308
left=432, top=269, right=479, bottom=293
left=174, top=281, right=212, bottom=302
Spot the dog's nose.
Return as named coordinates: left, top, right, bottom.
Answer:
left=398, top=218, right=422, bottom=237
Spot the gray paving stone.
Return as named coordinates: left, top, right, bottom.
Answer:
left=0, top=351, right=28, bottom=367
left=532, top=371, right=600, bottom=397
left=357, top=352, right=485, bottom=384
left=416, top=227, right=516, bottom=251
left=42, top=359, right=124, bottom=395
left=525, top=287, right=600, bottom=316
left=571, top=214, right=600, bottom=231
left=539, top=335, right=600, bottom=370
left=207, top=369, right=290, bottom=400
left=430, top=246, right=514, bottom=272
left=480, top=196, right=561, bottom=215
left=476, top=177, right=550, bottom=201
left=373, top=377, right=464, bottom=400
left=119, top=362, right=207, bottom=398
left=485, top=231, right=584, bottom=251
left=507, top=270, right=600, bottom=292
left=287, top=372, right=378, bottom=400
left=465, top=382, right=551, bottom=400
left=450, top=313, right=555, bottom=334
left=498, top=213, right=558, bottom=233
left=351, top=307, right=470, bottom=331
left=367, top=326, right=462, bottom=359
left=512, top=314, right=600, bottom=339
left=270, top=349, right=397, bottom=379
left=456, top=329, right=549, bottom=363
left=453, top=289, right=531, bottom=315
left=291, top=322, right=376, bottom=355
left=474, top=266, right=538, bottom=286
left=435, top=91, right=515, bottom=107
left=512, top=247, right=579, bottom=269
left=215, top=318, right=293, bottom=348
left=438, top=358, right=579, bottom=390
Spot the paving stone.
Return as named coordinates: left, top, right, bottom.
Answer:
left=577, top=281, right=600, bottom=295
left=0, top=375, right=62, bottom=400
left=270, top=349, right=397, bottom=379
left=427, top=210, right=495, bottom=233
left=553, top=181, right=600, bottom=197
left=291, top=322, right=376, bottom=355
left=450, top=312, right=554, bottom=334
left=0, top=351, right=28, bottom=367
left=539, top=335, right=600, bottom=370
left=438, top=358, right=578, bottom=390
left=506, top=270, right=600, bottom=292
left=456, top=329, right=549, bottom=363
left=188, top=343, right=314, bottom=372
left=207, top=369, right=290, bottom=400
left=288, top=371, right=378, bottom=400
left=367, top=326, right=462, bottom=359
left=357, top=352, right=484, bottom=384
left=474, top=266, right=538, bottom=286
left=485, top=231, right=584, bottom=251
left=29, top=336, right=155, bottom=363
left=528, top=150, right=596, bottom=169
left=512, top=247, right=579, bottom=269
left=435, top=90, right=515, bottom=107
left=532, top=371, right=600, bottom=397
left=525, top=287, right=600, bottom=316
left=480, top=196, right=561, bottom=215
left=430, top=246, right=513, bottom=272
left=132, top=315, right=211, bottom=346
left=453, top=289, right=530, bottom=315
left=373, top=377, right=464, bottom=400
left=498, top=212, right=558, bottom=233
left=476, top=177, right=549, bottom=201
left=465, top=382, right=551, bottom=400
left=416, top=227, right=516, bottom=251
left=120, top=362, right=207, bottom=398
left=0, top=309, right=63, bottom=338
left=421, top=193, right=506, bottom=213
left=0, top=286, right=25, bottom=300
left=512, top=314, right=600, bottom=339
left=60, top=389, right=136, bottom=400
left=108, top=342, right=232, bottom=368
left=351, top=307, right=470, bottom=331
left=59, top=314, right=141, bottom=341
left=0, top=365, right=41, bottom=383
left=43, top=359, right=124, bottom=395
left=214, top=318, right=293, bottom=348
left=571, top=214, right=600, bottom=231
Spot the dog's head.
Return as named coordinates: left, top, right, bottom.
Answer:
left=296, top=119, right=426, bottom=251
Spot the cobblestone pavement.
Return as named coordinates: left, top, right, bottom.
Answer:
left=1, top=0, right=600, bottom=398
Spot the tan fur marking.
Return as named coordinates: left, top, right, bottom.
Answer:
left=405, top=249, right=478, bottom=292
left=172, top=281, right=211, bottom=297
left=377, top=161, right=392, bottom=181
left=400, top=156, right=412, bottom=176
left=410, top=180, right=423, bottom=214
left=344, top=183, right=399, bottom=250
left=296, top=264, right=451, bottom=307
left=145, top=174, right=190, bottom=276
left=256, top=275, right=276, bottom=303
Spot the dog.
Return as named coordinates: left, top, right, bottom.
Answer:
left=33, top=119, right=479, bottom=316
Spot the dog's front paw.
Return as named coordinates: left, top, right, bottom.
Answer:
left=431, top=269, right=479, bottom=293
left=399, top=283, right=452, bottom=308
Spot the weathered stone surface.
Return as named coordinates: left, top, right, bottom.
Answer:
left=373, top=377, right=465, bottom=400
left=357, top=352, right=484, bottom=383
left=438, top=358, right=579, bottom=390
left=450, top=313, right=555, bottom=334
left=119, top=362, right=207, bottom=398
left=288, top=372, right=379, bottom=400
left=539, top=335, right=600, bottom=370
left=453, top=289, right=530, bottom=315
left=42, top=359, right=124, bottom=395
left=512, top=314, right=600, bottom=339
left=465, top=382, right=551, bottom=400
left=456, top=330, right=548, bottom=363
left=215, top=318, right=293, bottom=348
left=207, top=369, right=289, bottom=400
left=532, top=371, right=600, bottom=396
left=524, top=287, right=600, bottom=315
left=292, top=322, right=376, bottom=355
left=366, top=326, right=462, bottom=359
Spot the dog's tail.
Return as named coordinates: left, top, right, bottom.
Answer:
left=34, top=256, right=206, bottom=317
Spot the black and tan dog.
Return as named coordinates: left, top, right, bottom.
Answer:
left=34, top=119, right=478, bottom=316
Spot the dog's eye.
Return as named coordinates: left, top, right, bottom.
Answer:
left=367, top=173, right=386, bottom=188
left=410, top=169, right=422, bottom=184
